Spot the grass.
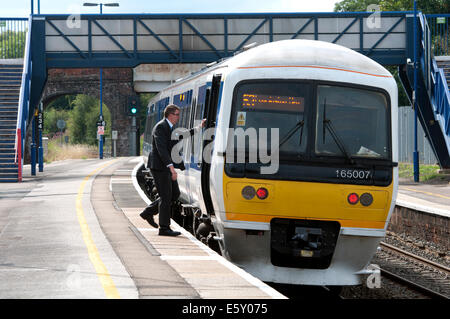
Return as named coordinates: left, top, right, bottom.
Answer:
left=398, top=162, right=441, bottom=182
left=46, top=136, right=98, bottom=163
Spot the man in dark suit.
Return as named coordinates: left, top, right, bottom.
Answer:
left=140, top=104, right=205, bottom=236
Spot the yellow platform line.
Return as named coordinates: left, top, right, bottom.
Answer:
left=76, top=159, right=120, bottom=299
left=401, top=187, right=450, bottom=200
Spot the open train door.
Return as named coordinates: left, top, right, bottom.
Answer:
left=201, top=74, right=222, bottom=216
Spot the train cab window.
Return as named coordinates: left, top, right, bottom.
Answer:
left=229, top=81, right=310, bottom=161
left=315, top=85, right=389, bottom=160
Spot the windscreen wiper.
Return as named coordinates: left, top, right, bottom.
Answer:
left=322, top=99, right=354, bottom=164
left=279, top=119, right=305, bottom=148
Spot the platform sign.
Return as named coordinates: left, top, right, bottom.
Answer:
left=56, top=119, right=66, bottom=129
left=37, top=112, right=44, bottom=130
left=97, top=125, right=105, bottom=135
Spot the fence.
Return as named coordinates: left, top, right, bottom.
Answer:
left=398, top=106, right=438, bottom=165
left=0, top=18, right=28, bottom=59
left=426, top=14, right=449, bottom=56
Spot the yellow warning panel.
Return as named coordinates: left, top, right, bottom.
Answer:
left=236, top=112, right=246, bottom=126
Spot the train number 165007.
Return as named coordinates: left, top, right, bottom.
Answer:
left=336, top=169, right=372, bottom=179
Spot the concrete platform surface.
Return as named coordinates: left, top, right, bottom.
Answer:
left=112, top=157, right=286, bottom=299
left=397, top=177, right=450, bottom=218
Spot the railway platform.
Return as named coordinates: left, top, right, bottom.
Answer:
left=106, top=157, right=286, bottom=299
left=397, top=177, right=450, bottom=217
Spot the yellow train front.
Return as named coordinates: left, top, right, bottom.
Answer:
left=143, top=39, right=399, bottom=286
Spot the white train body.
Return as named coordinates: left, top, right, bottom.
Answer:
left=143, top=39, right=398, bottom=286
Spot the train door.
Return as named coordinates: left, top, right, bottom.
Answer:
left=184, top=91, right=197, bottom=202
left=201, top=74, right=222, bottom=216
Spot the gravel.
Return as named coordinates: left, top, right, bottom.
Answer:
left=340, top=231, right=448, bottom=299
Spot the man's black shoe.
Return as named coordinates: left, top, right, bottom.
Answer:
left=158, top=228, right=181, bottom=237
left=139, top=212, right=158, bottom=228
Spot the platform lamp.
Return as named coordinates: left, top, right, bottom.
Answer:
left=83, top=2, right=119, bottom=159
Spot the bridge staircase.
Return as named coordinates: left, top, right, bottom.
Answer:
left=399, top=14, right=450, bottom=168
left=0, top=64, right=22, bottom=182
left=436, top=58, right=450, bottom=87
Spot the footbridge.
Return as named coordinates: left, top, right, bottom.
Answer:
left=0, top=12, right=449, bottom=181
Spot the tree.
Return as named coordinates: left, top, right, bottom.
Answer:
left=43, top=108, right=70, bottom=138
left=335, top=0, right=381, bottom=12
left=334, top=0, right=449, bottom=14
left=67, top=94, right=111, bottom=145
left=379, top=0, right=449, bottom=14
left=68, top=95, right=93, bottom=144
left=0, top=30, right=26, bottom=59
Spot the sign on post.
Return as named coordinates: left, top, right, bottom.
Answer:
left=37, top=112, right=44, bottom=130
left=97, top=126, right=105, bottom=135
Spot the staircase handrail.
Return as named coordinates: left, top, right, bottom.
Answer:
left=15, top=16, right=32, bottom=181
left=419, top=13, right=450, bottom=152
left=432, top=59, right=450, bottom=136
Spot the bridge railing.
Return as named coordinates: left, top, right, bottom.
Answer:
left=426, top=14, right=449, bottom=56
left=0, top=18, right=28, bottom=59
left=15, top=17, right=32, bottom=181
left=40, top=12, right=411, bottom=67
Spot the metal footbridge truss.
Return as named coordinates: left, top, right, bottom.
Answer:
left=1, top=11, right=449, bottom=181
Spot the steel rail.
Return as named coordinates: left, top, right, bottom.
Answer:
left=380, top=241, right=450, bottom=273
left=379, top=241, right=449, bottom=299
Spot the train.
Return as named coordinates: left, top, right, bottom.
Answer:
left=140, top=39, right=398, bottom=286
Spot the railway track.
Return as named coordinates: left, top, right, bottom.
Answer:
left=377, top=242, right=450, bottom=299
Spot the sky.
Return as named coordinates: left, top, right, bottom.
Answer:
left=2, top=0, right=340, bottom=17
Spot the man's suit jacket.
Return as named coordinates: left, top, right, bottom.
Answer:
left=149, top=119, right=173, bottom=171
left=148, top=119, right=196, bottom=171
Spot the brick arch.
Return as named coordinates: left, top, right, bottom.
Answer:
left=42, top=68, right=135, bottom=156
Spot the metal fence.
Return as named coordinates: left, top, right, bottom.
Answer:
left=398, top=106, right=438, bottom=165
left=0, top=18, right=28, bottom=59
left=426, top=14, right=449, bottom=56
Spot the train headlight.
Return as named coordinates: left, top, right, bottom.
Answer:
left=256, top=187, right=269, bottom=200
left=241, top=186, right=256, bottom=200
left=360, top=193, right=373, bottom=206
left=347, top=193, right=359, bottom=205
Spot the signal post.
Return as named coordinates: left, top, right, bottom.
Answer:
left=127, top=96, right=139, bottom=156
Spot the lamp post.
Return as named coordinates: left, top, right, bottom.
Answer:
left=83, top=2, right=119, bottom=159
left=413, top=0, right=420, bottom=182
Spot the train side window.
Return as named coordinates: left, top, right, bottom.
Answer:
left=190, top=97, right=197, bottom=157
left=181, top=107, right=186, bottom=128
left=190, top=97, right=197, bottom=129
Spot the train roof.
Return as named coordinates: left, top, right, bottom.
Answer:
left=226, top=39, right=392, bottom=77
left=163, top=39, right=393, bottom=92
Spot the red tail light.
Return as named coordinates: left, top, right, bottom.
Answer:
left=347, top=193, right=359, bottom=205
left=256, top=187, right=269, bottom=200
